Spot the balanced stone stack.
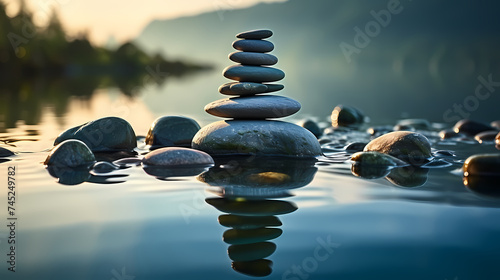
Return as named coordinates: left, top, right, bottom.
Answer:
left=192, top=29, right=321, bottom=157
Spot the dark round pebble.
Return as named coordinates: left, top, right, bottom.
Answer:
left=453, top=119, right=493, bottom=136
left=236, top=29, right=273, bottom=39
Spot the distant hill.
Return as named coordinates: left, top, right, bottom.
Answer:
left=135, top=0, right=500, bottom=122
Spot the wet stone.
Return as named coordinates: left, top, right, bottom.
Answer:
left=331, top=105, right=365, bottom=128
left=142, top=147, right=214, bottom=167
left=263, top=84, right=284, bottom=93
left=54, top=117, right=136, bottom=152
left=219, top=82, right=268, bottom=96
left=229, top=52, right=278, bottom=66
left=474, top=130, right=500, bottom=144
left=351, top=151, right=408, bottom=167
left=146, top=116, right=201, bottom=148
left=453, top=119, right=493, bottom=136
left=205, top=95, right=301, bottom=119
left=463, top=154, right=500, bottom=176
left=364, top=131, right=432, bottom=164
left=439, top=129, right=466, bottom=139
left=223, top=65, right=285, bottom=83
left=344, top=142, right=368, bottom=152
left=232, top=39, right=274, bottom=53
left=236, top=29, right=273, bottom=39
left=44, top=139, right=96, bottom=168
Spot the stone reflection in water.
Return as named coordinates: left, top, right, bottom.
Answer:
left=464, top=175, right=500, bottom=200
left=352, top=164, right=429, bottom=188
left=200, top=156, right=317, bottom=277
left=143, top=165, right=211, bottom=180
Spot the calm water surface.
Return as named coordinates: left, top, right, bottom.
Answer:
left=1, top=85, right=500, bottom=280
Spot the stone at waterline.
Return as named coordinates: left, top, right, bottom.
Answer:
left=297, top=119, right=322, bottom=138
left=228, top=242, right=277, bottom=262
left=229, top=52, right=278, bottom=66
left=0, top=147, right=14, bottom=157
left=439, top=129, right=466, bottom=140
left=344, top=142, right=368, bottom=152
left=45, top=139, right=96, bottom=167
left=219, top=82, right=268, bottom=96
left=386, top=166, right=429, bottom=188
left=453, top=119, right=493, bottom=136
left=331, top=104, right=365, bottom=128
left=236, top=29, right=273, bottom=39
left=464, top=175, right=500, bottom=199
left=142, top=147, right=214, bottom=166
left=92, top=161, right=119, bottom=174
left=146, top=116, right=201, bottom=148
left=232, top=39, right=274, bottom=53
left=205, top=95, right=301, bottom=119
left=363, top=131, right=432, bottom=164
left=192, top=120, right=322, bottom=157
left=206, top=197, right=298, bottom=216
left=351, top=151, right=408, bottom=167
left=463, top=154, right=500, bottom=177
left=54, top=117, right=136, bottom=152
left=474, top=130, right=500, bottom=144
left=223, top=65, right=285, bottom=83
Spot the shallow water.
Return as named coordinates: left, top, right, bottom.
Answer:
left=1, top=86, right=500, bottom=280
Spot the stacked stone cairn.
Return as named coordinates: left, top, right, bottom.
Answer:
left=192, top=29, right=321, bottom=157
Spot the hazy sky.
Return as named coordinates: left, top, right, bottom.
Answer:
left=3, top=0, right=286, bottom=44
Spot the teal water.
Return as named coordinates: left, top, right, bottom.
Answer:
left=1, top=82, right=500, bottom=280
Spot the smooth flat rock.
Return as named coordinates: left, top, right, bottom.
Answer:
left=191, top=120, right=322, bottom=157
left=364, top=131, right=432, bottom=164
left=218, top=215, right=282, bottom=229
left=228, top=242, right=276, bottom=262
left=142, top=147, right=214, bottom=166
left=453, top=119, right=493, bottom=136
left=236, top=29, right=273, bottom=39
left=263, top=84, right=284, bottom=93
left=222, top=228, right=283, bottom=245
left=219, top=82, right=268, bottom=96
left=206, top=198, right=298, bottom=216
left=44, top=139, right=96, bottom=168
left=54, top=117, right=136, bottom=152
left=232, top=39, right=274, bottom=53
left=463, top=154, right=500, bottom=176
left=223, top=65, right=285, bottom=83
left=229, top=52, right=278, bottom=66
left=232, top=259, right=272, bottom=277
left=146, top=116, right=200, bottom=148
left=204, top=95, right=300, bottom=119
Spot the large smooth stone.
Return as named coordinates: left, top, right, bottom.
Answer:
left=463, top=154, right=500, bottom=176
left=142, top=147, right=214, bottom=167
left=192, top=120, right=322, bottom=157
left=205, top=95, right=300, bottom=119
left=223, top=65, right=284, bottom=83
left=54, top=117, right=136, bottom=152
left=453, top=119, right=493, bottom=136
left=229, top=52, right=278, bottom=66
left=236, top=29, right=273, bottom=39
left=219, top=82, right=268, bottom=96
left=44, top=139, right=96, bottom=167
left=146, top=116, right=200, bottom=148
left=331, top=105, right=365, bottom=128
left=364, top=131, right=432, bottom=164
left=232, top=39, right=274, bottom=53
